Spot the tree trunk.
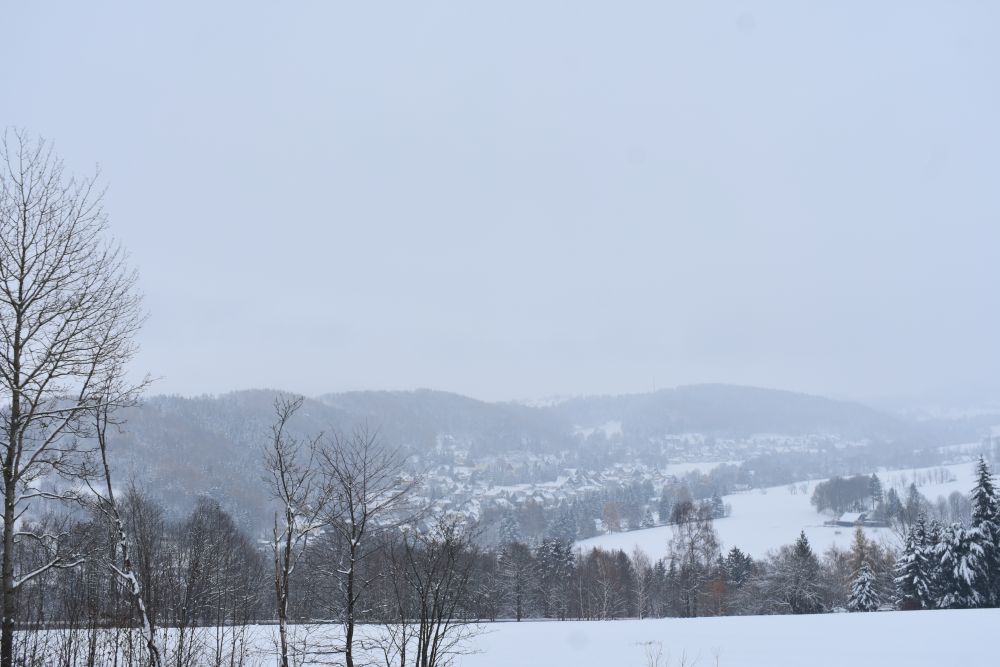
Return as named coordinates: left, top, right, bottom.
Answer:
left=345, top=547, right=355, bottom=667
left=1, top=476, right=15, bottom=667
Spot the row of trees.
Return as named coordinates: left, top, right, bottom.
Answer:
left=895, top=457, right=1000, bottom=610
left=9, top=450, right=1000, bottom=665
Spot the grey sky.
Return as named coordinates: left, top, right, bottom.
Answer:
left=4, top=2, right=999, bottom=405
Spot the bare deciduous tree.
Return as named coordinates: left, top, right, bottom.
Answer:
left=263, top=396, right=326, bottom=667
left=396, top=516, right=480, bottom=667
left=318, top=427, right=415, bottom=667
left=88, top=372, right=159, bottom=666
left=0, top=130, right=144, bottom=667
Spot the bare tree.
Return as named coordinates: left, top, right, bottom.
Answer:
left=263, top=396, right=326, bottom=667
left=0, top=131, right=144, bottom=667
left=88, top=372, right=159, bottom=666
left=398, top=516, right=480, bottom=667
left=632, top=546, right=652, bottom=619
left=318, top=426, right=415, bottom=667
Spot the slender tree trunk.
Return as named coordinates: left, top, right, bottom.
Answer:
left=2, top=391, right=19, bottom=667
left=345, top=544, right=355, bottom=667
left=273, top=518, right=290, bottom=667
left=97, top=412, right=160, bottom=667
left=1, top=474, right=15, bottom=667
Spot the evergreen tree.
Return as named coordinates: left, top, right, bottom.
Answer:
left=969, top=456, right=1000, bottom=605
left=785, top=531, right=824, bottom=614
left=895, top=516, right=934, bottom=610
left=869, top=474, right=884, bottom=512
left=535, top=538, right=575, bottom=619
left=723, top=546, right=754, bottom=589
left=848, top=563, right=880, bottom=612
left=885, top=487, right=904, bottom=524
left=935, top=523, right=987, bottom=609
left=548, top=506, right=578, bottom=542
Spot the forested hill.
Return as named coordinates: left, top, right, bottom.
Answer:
left=551, top=384, right=911, bottom=441
left=106, top=384, right=954, bottom=530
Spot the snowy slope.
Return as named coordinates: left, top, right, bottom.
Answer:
left=577, top=462, right=977, bottom=559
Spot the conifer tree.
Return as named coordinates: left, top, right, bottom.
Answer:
left=895, top=515, right=934, bottom=610
left=969, top=456, right=1000, bottom=605
left=785, top=532, right=823, bottom=614
left=848, top=563, right=880, bottom=612
left=935, top=523, right=986, bottom=609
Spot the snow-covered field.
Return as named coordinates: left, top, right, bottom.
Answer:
left=578, top=462, right=979, bottom=559
left=455, top=609, right=996, bottom=666
left=133, top=609, right=993, bottom=666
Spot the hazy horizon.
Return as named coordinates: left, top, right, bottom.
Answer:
left=5, top=2, right=999, bottom=408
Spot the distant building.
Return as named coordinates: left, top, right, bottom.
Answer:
left=834, top=512, right=866, bottom=527
left=828, top=511, right=890, bottom=528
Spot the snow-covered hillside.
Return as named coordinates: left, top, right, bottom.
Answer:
left=578, top=462, right=978, bottom=559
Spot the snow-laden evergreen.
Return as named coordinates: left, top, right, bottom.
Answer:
left=848, top=563, right=880, bottom=612
left=894, top=514, right=934, bottom=610
left=935, top=522, right=987, bottom=609
left=969, top=456, right=1000, bottom=605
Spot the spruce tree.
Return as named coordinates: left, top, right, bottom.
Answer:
left=786, top=531, right=823, bottom=614
left=969, top=456, right=1000, bottom=605
left=869, top=474, right=884, bottom=512
left=935, top=522, right=987, bottom=609
left=848, top=563, right=880, bottom=612
left=895, top=519, right=933, bottom=610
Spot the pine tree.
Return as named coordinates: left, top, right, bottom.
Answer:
left=935, top=523, right=987, bottom=609
left=786, top=531, right=823, bottom=614
left=548, top=506, right=577, bottom=541
left=969, top=456, right=1000, bottom=605
left=723, top=546, right=754, bottom=588
left=869, top=474, right=884, bottom=512
left=895, top=516, right=934, bottom=610
left=848, top=563, right=880, bottom=612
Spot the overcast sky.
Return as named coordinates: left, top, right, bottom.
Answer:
left=3, top=2, right=999, bottom=406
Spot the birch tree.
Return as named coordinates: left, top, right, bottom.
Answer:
left=0, top=131, right=144, bottom=667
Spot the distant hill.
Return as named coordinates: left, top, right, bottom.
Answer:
left=550, top=384, right=913, bottom=441
left=104, top=384, right=950, bottom=531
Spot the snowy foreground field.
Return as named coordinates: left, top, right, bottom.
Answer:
left=29, top=600, right=996, bottom=666
left=452, top=610, right=997, bottom=667
left=578, top=462, right=977, bottom=559
left=128, top=609, right=992, bottom=666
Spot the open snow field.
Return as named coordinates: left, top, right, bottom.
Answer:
left=167, top=609, right=993, bottom=666
left=577, top=462, right=978, bottom=559
left=454, top=609, right=997, bottom=667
